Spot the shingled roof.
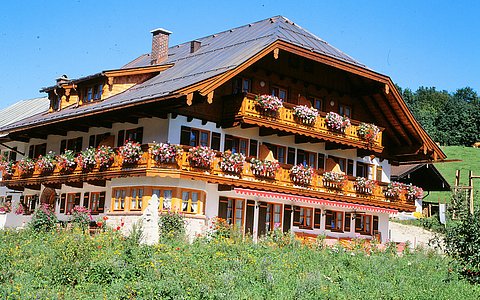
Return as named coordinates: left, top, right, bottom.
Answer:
left=0, top=16, right=369, bottom=133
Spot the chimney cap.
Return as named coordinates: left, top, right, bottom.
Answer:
left=150, top=28, right=172, bottom=35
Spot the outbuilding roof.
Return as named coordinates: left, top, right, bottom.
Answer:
left=0, top=97, right=49, bottom=130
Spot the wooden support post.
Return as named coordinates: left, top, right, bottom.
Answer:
left=454, top=170, right=460, bottom=194
left=469, top=170, right=474, bottom=215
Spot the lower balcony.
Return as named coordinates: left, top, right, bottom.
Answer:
left=1, top=148, right=414, bottom=212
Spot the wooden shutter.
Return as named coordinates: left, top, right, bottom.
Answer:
left=287, top=147, right=295, bottom=165
left=325, top=210, right=333, bottom=230
left=98, top=192, right=106, bottom=213
left=257, top=202, right=267, bottom=236
left=74, top=193, right=81, bottom=206
left=293, top=206, right=300, bottom=226
left=245, top=200, right=255, bottom=234
left=180, top=126, right=191, bottom=146
left=344, top=213, right=351, bottom=231
left=10, top=147, right=17, bottom=161
left=314, top=208, right=321, bottom=229
left=218, top=197, right=228, bottom=220
left=60, top=140, right=67, bottom=154
left=60, top=194, right=66, bottom=213
left=355, top=215, right=362, bottom=231
left=283, top=205, right=292, bottom=233
left=83, top=193, right=90, bottom=209
left=211, top=132, right=221, bottom=151
left=28, top=145, right=34, bottom=158
left=135, top=127, right=144, bottom=144
left=249, top=139, right=258, bottom=157
left=75, top=137, right=83, bottom=152
left=89, top=135, right=95, bottom=148
left=117, top=130, right=125, bottom=147
left=224, top=135, right=233, bottom=151
left=347, top=159, right=354, bottom=176
left=373, top=216, right=379, bottom=232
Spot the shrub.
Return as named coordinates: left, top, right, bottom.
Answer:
left=69, top=206, right=92, bottom=231
left=159, top=211, right=185, bottom=240
left=29, top=203, right=57, bottom=232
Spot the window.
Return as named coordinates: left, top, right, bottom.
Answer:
left=317, top=153, right=325, bottom=171
left=357, top=162, right=373, bottom=179
left=117, top=127, right=143, bottom=146
left=52, top=95, right=61, bottom=111
left=329, top=156, right=346, bottom=173
left=130, top=187, right=144, bottom=211
left=182, top=190, right=201, bottom=214
left=376, top=166, right=383, bottom=182
left=263, top=143, right=286, bottom=163
left=339, top=104, right=352, bottom=118
left=89, top=133, right=111, bottom=148
left=180, top=126, right=210, bottom=147
left=296, top=150, right=316, bottom=168
left=287, top=147, right=296, bottom=165
left=325, top=210, right=343, bottom=231
left=152, top=188, right=173, bottom=211
left=347, top=159, right=354, bottom=176
left=82, top=84, right=103, bottom=103
left=2, top=148, right=17, bottom=162
left=225, top=198, right=244, bottom=228
left=249, top=140, right=258, bottom=157
left=299, top=207, right=313, bottom=229
left=28, top=143, right=47, bottom=158
left=85, top=192, right=106, bottom=214
left=344, top=213, right=352, bottom=232
left=355, top=214, right=373, bottom=235
left=24, top=195, right=39, bottom=214
left=211, top=132, right=221, bottom=151
left=265, top=203, right=282, bottom=231
left=224, top=135, right=248, bottom=155
left=271, top=86, right=287, bottom=101
left=309, top=96, right=323, bottom=111
left=65, top=193, right=80, bottom=214
left=113, top=189, right=127, bottom=211
left=60, top=137, right=83, bottom=154
left=233, top=77, right=251, bottom=94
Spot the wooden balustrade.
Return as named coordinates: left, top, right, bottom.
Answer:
left=237, top=96, right=383, bottom=152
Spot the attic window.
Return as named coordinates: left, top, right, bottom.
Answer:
left=82, top=84, right=103, bottom=103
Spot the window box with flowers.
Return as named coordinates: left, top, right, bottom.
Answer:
left=290, top=164, right=314, bottom=186
left=17, top=157, right=35, bottom=177
left=0, top=159, right=15, bottom=179
left=188, top=145, right=215, bottom=169
left=95, top=145, right=115, bottom=170
left=119, top=141, right=143, bottom=166
left=149, top=142, right=183, bottom=164
left=354, top=177, right=376, bottom=195
left=0, top=202, right=11, bottom=214
left=255, top=94, right=283, bottom=116
left=384, top=181, right=403, bottom=199
left=322, top=171, right=347, bottom=190
left=250, top=158, right=279, bottom=179
left=293, top=105, right=318, bottom=126
left=57, top=150, right=76, bottom=173
left=220, top=151, right=245, bottom=174
left=325, top=112, right=351, bottom=133
left=76, top=147, right=97, bottom=171
left=358, top=122, right=380, bottom=143
left=36, top=151, right=56, bottom=175
left=405, top=184, right=423, bottom=202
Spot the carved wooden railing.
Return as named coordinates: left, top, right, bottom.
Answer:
left=3, top=149, right=414, bottom=209
left=236, top=95, right=383, bottom=152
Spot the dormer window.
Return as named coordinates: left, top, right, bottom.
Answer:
left=82, top=84, right=103, bottom=103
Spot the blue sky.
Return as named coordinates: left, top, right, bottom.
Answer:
left=0, top=0, right=479, bottom=108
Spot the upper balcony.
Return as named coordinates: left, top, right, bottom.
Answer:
left=230, top=94, right=383, bottom=153
left=1, top=145, right=414, bottom=212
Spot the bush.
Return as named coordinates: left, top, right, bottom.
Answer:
left=69, top=206, right=92, bottom=231
left=29, top=203, right=58, bottom=232
left=159, top=211, right=185, bottom=240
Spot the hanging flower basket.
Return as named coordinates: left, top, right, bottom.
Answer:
left=36, top=151, right=56, bottom=174
left=255, top=94, right=283, bottom=115
left=76, top=147, right=97, bottom=171
left=149, top=142, right=183, bottom=164
left=119, top=141, right=143, bottom=165
left=325, top=112, right=351, bottom=133
left=17, top=158, right=35, bottom=177
left=354, top=177, right=376, bottom=195
left=219, top=151, right=245, bottom=174
left=96, top=145, right=115, bottom=170
left=293, top=105, right=318, bottom=126
left=384, top=181, right=403, bottom=199
left=405, top=184, right=423, bottom=201
left=57, top=150, right=77, bottom=173
left=250, top=158, right=279, bottom=179
left=188, top=146, right=215, bottom=169
left=322, top=171, right=347, bottom=190
left=358, top=122, right=380, bottom=143
left=290, top=164, right=314, bottom=186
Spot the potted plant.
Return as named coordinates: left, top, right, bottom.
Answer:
left=219, top=151, right=245, bottom=174
left=188, top=145, right=215, bottom=169
left=322, top=171, right=347, bottom=189
left=405, top=184, right=423, bottom=201
left=57, top=150, right=77, bottom=173
left=119, top=141, right=143, bottom=165
left=17, top=157, right=35, bottom=177
left=76, top=147, right=97, bottom=171
left=325, top=112, right=351, bottom=133
left=149, top=142, right=183, bottom=164
left=354, top=177, right=376, bottom=194
left=358, top=122, right=380, bottom=143
left=290, top=164, right=314, bottom=186
left=255, top=94, right=283, bottom=115
left=384, top=181, right=403, bottom=199
left=36, top=151, right=56, bottom=174
left=96, top=145, right=115, bottom=170
left=293, top=105, right=318, bottom=126
left=0, top=202, right=11, bottom=214
left=250, top=158, right=279, bottom=179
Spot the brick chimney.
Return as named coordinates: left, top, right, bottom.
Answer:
left=150, top=28, right=172, bottom=65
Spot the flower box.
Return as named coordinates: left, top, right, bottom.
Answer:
left=293, top=105, right=318, bottom=126
left=354, top=177, right=376, bottom=195
left=220, top=151, right=245, bottom=174
left=149, top=143, right=183, bottom=164
left=250, top=158, right=279, bottom=179
left=188, top=146, right=215, bottom=169
left=36, top=151, right=56, bottom=174
left=96, top=145, right=115, bottom=170
left=358, top=122, right=380, bottom=143
left=405, top=184, right=423, bottom=201
left=17, top=158, right=35, bottom=177
left=255, top=94, right=283, bottom=115
left=290, top=164, right=314, bottom=186
left=322, top=171, right=347, bottom=190
left=383, top=181, right=403, bottom=199
left=76, top=147, right=97, bottom=171
left=119, top=141, right=143, bottom=165
left=0, top=159, right=15, bottom=179
left=57, top=150, right=77, bottom=173
left=325, top=112, right=351, bottom=133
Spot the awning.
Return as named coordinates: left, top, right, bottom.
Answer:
left=234, top=188, right=397, bottom=214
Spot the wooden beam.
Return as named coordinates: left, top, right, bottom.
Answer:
left=25, top=184, right=41, bottom=191
left=295, top=135, right=310, bottom=144
left=87, top=180, right=106, bottom=187
left=43, top=182, right=62, bottom=189
left=259, top=127, right=276, bottom=136
left=65, top=181, right=83, bottom=189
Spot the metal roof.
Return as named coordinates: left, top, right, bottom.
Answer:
left=0, top=97, right=49, bottom=132
left=0, top=16, right=369, bottom=132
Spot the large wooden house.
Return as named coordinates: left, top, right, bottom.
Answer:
left=0, top=16, right=445, bottom=241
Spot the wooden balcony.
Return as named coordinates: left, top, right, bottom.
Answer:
left=2, top=149, right=414, bottom=212
left=235, top=95, right=383, bottom=153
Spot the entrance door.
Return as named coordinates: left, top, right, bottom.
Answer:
left=245, top=200, right=255, bottom=235
left=40, top=188, right=56, bottom=210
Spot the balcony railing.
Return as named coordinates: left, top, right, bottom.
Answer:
left=236, top=95, right=383, bottom=152
left=2, top=147, right=415, bottom=211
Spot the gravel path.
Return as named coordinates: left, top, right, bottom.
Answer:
left=389, top=221, right=441, bottom=250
